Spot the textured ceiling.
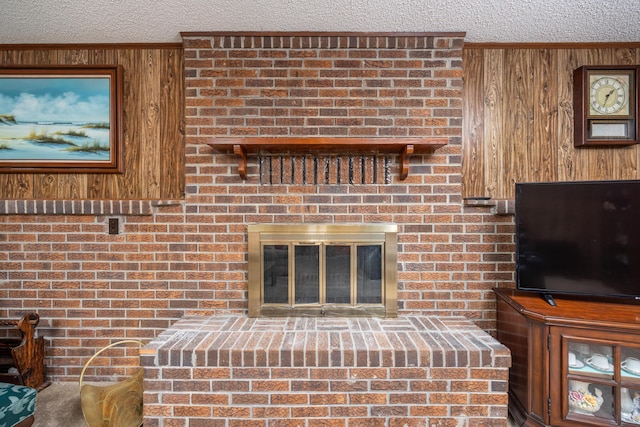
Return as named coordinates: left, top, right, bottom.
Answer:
left=1, top=0, right=639, bottom=44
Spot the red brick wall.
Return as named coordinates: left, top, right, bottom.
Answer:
left=0, top=33, right=516, bottom=382
left=183, top=33, right=464, bottom=138
left=181, top=32, right=514, bottom=325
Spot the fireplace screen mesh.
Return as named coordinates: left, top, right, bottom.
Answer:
left=249, top=224, right=397, bottom=317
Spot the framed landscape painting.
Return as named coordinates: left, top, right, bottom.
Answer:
left=0, top=65, right=123, bottom=173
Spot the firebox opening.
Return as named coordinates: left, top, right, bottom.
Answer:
left=248, top=224, right=397, bottom=318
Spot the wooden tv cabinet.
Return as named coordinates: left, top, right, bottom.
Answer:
left=494, top=288, right=640, bottom=427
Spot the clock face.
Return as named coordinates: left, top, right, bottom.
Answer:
left=589, top=74, right=631, bottom=116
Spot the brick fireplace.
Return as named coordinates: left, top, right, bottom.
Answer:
left=139, top=32, right=512, bottom=426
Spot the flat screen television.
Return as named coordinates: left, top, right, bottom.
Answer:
left=516, top=180, right=640, bottom=303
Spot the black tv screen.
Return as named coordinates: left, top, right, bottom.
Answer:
left=516, top=180, right=640, bottom=301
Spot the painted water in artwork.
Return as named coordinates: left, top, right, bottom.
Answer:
left=0, top=76, right=112, bottom=162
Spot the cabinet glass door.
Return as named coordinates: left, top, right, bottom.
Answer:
left=620, top=387, right=640, bottom=424
left=621, top=346, right=640, bottom=424
left=621, top=347, right=640, bottom=381
left=567, top=379, right=614, bottom=420
left=562, top=340, right=640, bottom=425
left=568, top=342, right=614, bottom=378
left=566, top=341, right=615, bottom=422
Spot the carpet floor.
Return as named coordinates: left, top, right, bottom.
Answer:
left=34, top=383, right=86, bottom=427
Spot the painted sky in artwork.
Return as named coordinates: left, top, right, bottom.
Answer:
left=0, top=76, right=110, bottom=123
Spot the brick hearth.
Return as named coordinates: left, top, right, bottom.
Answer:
left=141, top=315, right=510, bottom=426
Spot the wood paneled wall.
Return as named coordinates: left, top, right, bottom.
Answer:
left=463, top=44, right=640, bottom=200
left=0, top=45, right=184, bottom=200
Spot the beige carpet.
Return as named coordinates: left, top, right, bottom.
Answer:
left=34, top=383, right=86, bottom=427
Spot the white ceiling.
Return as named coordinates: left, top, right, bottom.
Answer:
left=1, top=0, right=639, bottom=45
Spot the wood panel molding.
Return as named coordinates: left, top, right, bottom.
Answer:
left=0, top=43, right=183, bottom=51
left=465, top=42, right=640, bottom=50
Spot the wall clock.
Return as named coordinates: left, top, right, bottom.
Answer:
left=573, top=65, right=639, bottom=147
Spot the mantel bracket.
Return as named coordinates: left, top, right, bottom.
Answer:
left=399, top=145, right=414, bottom=180
left=233, top=144, right=248, bottom=180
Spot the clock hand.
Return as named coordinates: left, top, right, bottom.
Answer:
left=603, top=88, right=615, bottom=106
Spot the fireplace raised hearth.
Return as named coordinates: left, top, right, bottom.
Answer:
left=141, top=314, right=511, bottom=426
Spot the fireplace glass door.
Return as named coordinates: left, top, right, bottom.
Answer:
left=325, top=245, right=350, bottom=304
left=264, top=243, right=382, bottom=307
left=263, top=245, right=288, bottom=304
left=248, top=224, right=397, bottom=317
left=295, top=245, right=320, bottom=304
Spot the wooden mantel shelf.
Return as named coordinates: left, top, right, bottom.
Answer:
left=206, top=137, right=448, bottom=180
